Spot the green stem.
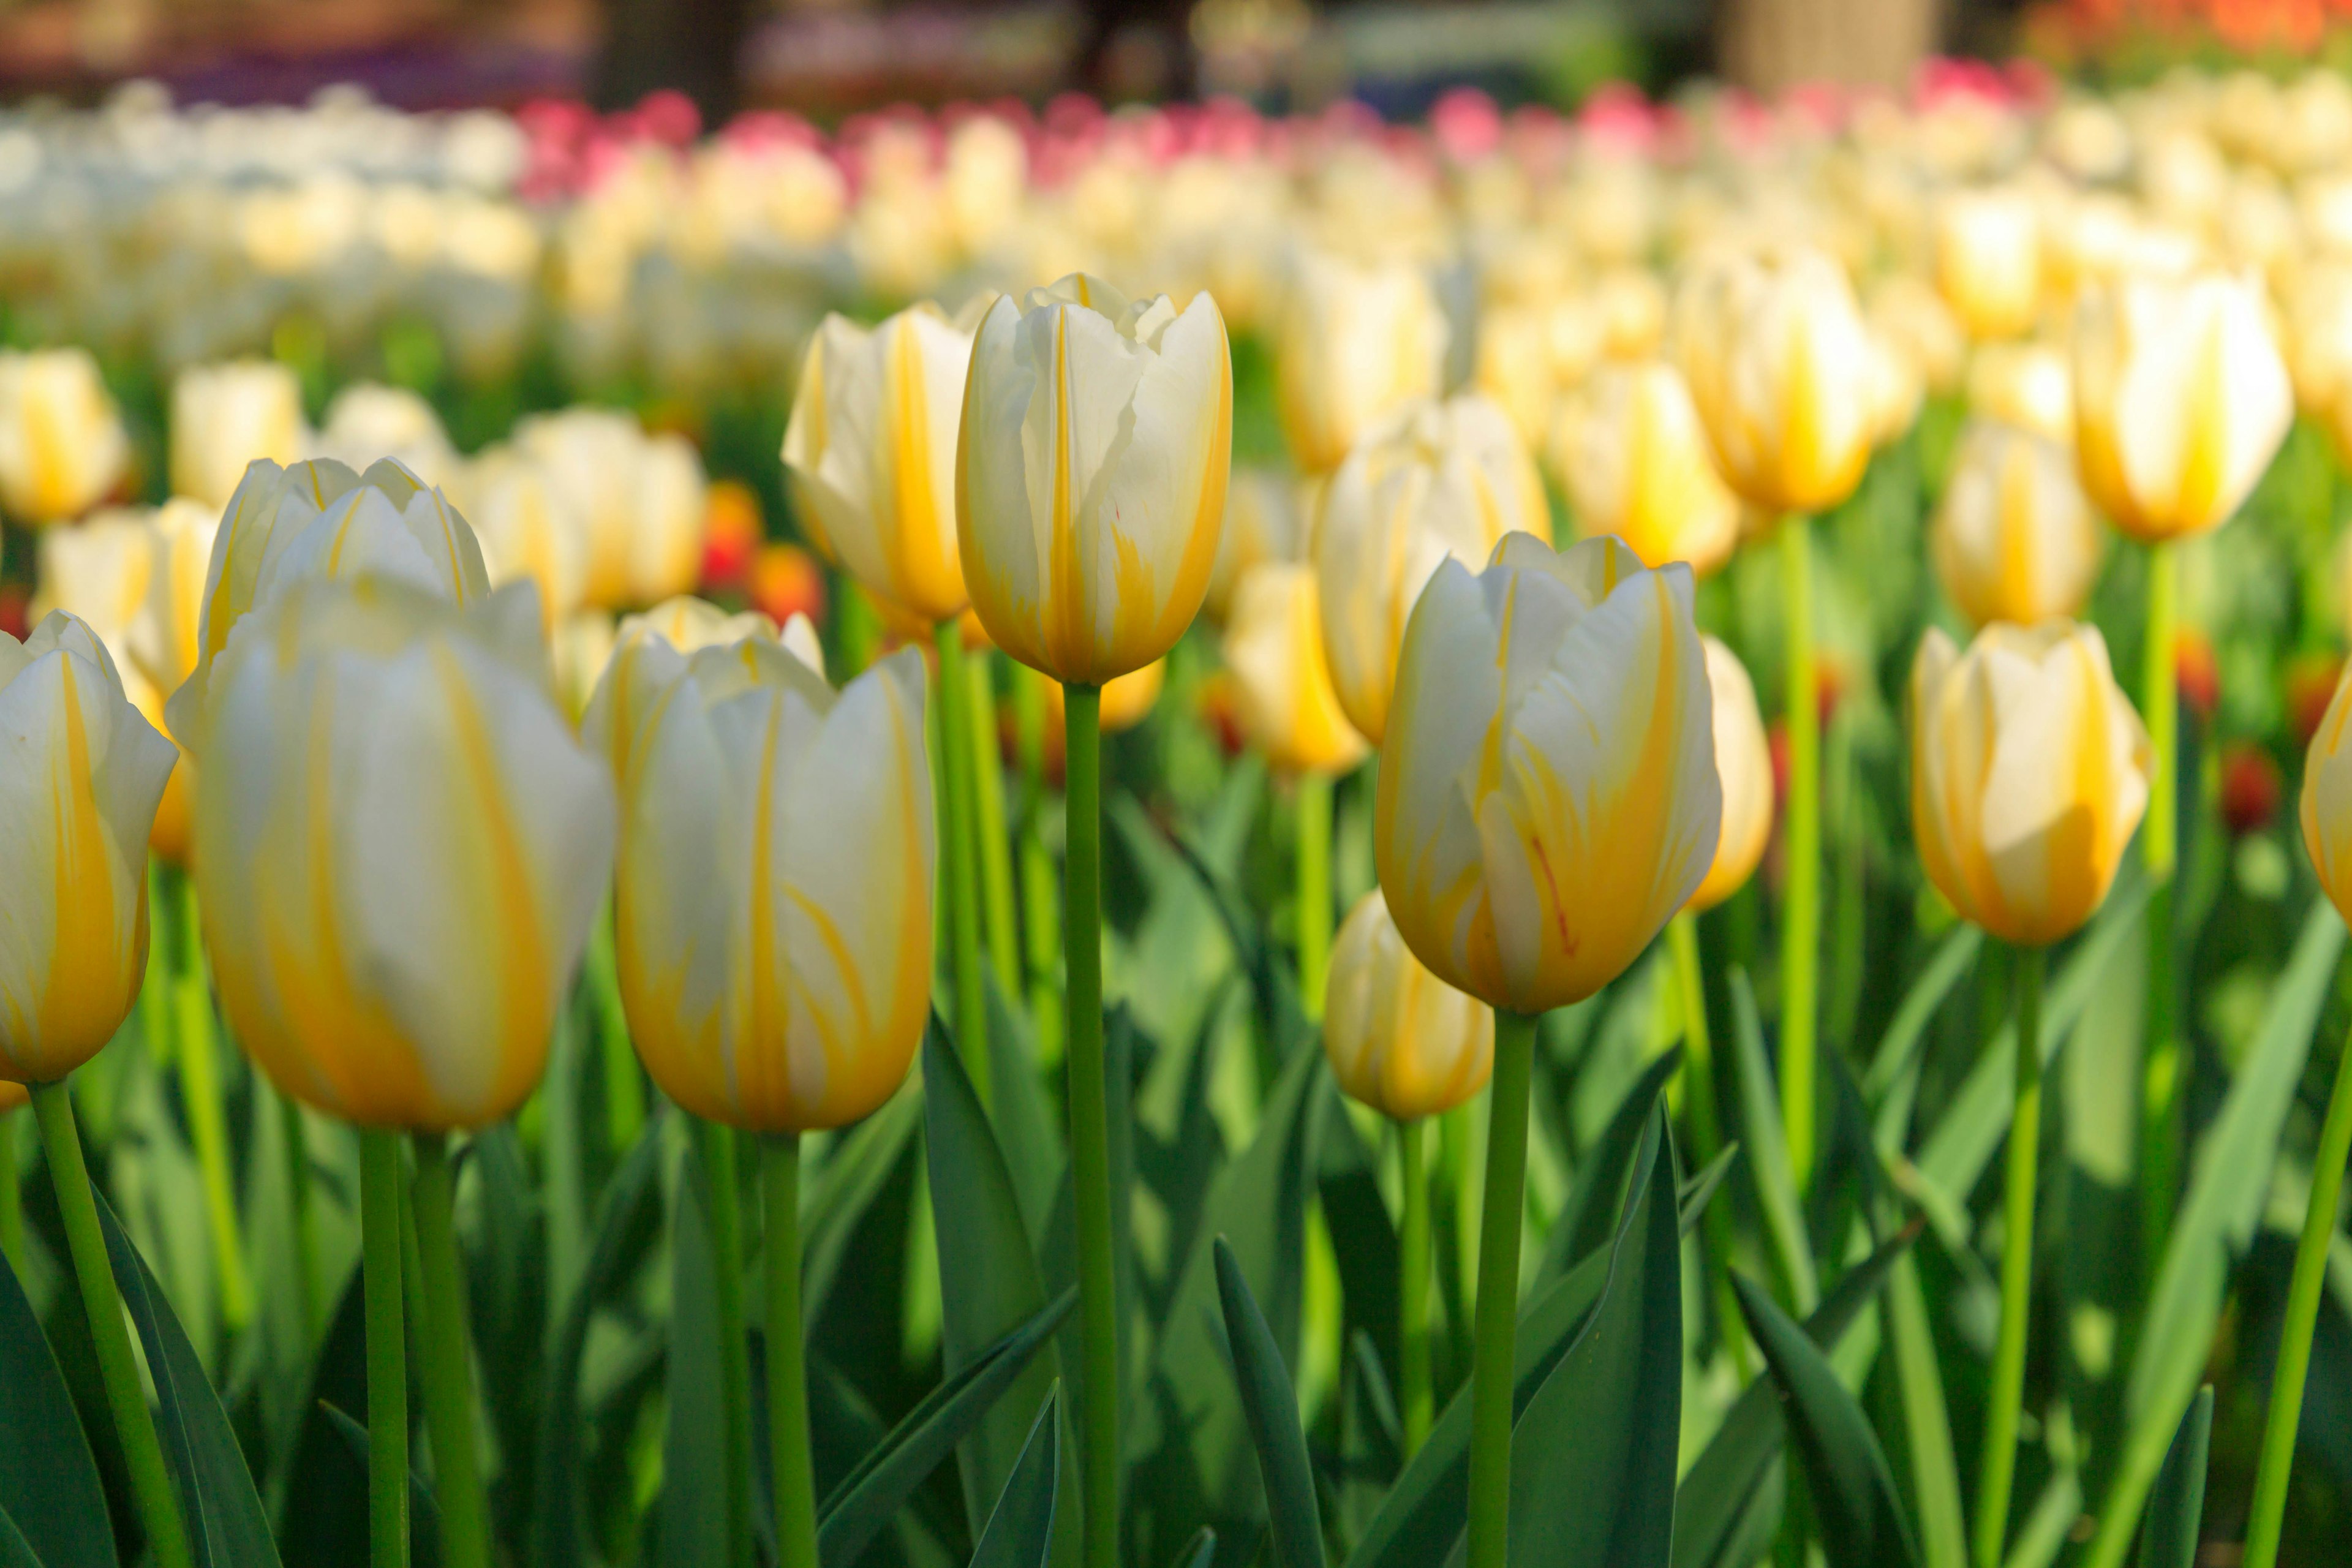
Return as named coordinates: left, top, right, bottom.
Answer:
left=1398, top=1116, right=1432, bottom=1456
left=1670, top=912, right=1751, bottom=1382
left=937, top=622, right=992, bottom=1104
left=280, top=1090, right=321, bottom=1343
left=1781, top=516, right=1821, bottom=1191
left=31, top=1082, right=192, bottom=1568
left=1973, top=946, right=2045, bottom=1568
left=0, top=1109, right=21, bottom=1280
left=171, top=880, right=250, bottom=1333
left=1063, top=682, right=1119, bottom=1568
left=764, top=1135, right=819, bottom=1568
left=359, top=1127, right=410, bottom=1568
left=1468, top=1009, right=1539, bottom=1568
left=970, top=650, right=1022, bottom=1003
left=410, top=1136, right=491, bottom=1568
left=1297, top=773, right=1334, bottom=1022
left=696, top=1120, right=755, bottom=1568
left=2242, top=1020, right=2352, bottom=1568
left=2141, top=540, right=2181, bottom=1269
left=587, top=903, right=645, bottom=1155
left=1016, top=668, right=1063, bottom=1068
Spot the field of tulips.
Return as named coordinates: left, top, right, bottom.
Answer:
left=12, top=55, right=2352, bottom=1568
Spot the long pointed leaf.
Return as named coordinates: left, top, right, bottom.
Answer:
left=970, top=1387, right=1063, bottom=1568
left=1536, top=1048, right=1681, bottom=1287
left=2136, top=1387, right=2212, bottom=1568
left=1728, top=970, right=1817, bottom=1313
left=320, top=1402, right=445, bottom=1567
left=0, top=1501, right=45, bottom=1568
left=0, top=1254, right=115, bottom=1568
left=1215, top=1237, right=1325, bottom=1568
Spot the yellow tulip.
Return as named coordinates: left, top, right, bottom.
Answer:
left=1672, top=245, right=1877, bottom=516
left=2071, top=267, right=2293, bottom=544
left=2280, top=260, right=2352, bottom=419
left=1910, top=620, right=2150, bottom=948
left=126, top=500, right=219, bottom=867
left=190, top=578, right=616, bottom=1129
left=1687, top=636, right=1771, bottom=913
left=582, top=596, right=785, bottom=779
left=1932, top=418, right=2103, bottom=628
left=783, top=304, right=976, bottom=624
left=1276, top=250, right=1449, bottom=473
left=0, top=349, right=129, bottom=527
left=513, top=409, right=709, bottom=609
left=0, top=612, right=178, bottom=1084
left=1934, top=186, right=2044, bottom=340
left=2300, top=663, right=2352, bottom=924
left=1317, top=394, right=1548, bottom=745
left=1374, top=533, right=1720, bottom=1014
left=32, top=511, right=154, bottom=636
left=1322, top=889, right=1493, bottom=1121
left=1966, top=343, right=2074, bottom=443
left=1202, top=466, right=1308, bottom=627
left=1551, top=361, right=1740, bottom=577
left=170, top=360, right=309, bottom=511
left=957, top=273, right=1232, bottom=687
left=462, top=447, right=589, bottom=630
left=594, top=620, right=933, bottom=1133
left=1222, top=563, right=1369, bottom=775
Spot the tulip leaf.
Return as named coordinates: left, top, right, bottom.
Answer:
left=0, top=1501, right=43, bottom=1568
left=816, top=1287, right=1077, bottom=1567
left=320, top=1401, right=445, bottom=1567
left=1727, top=969, right=1818, bottom=1313
left=1536, top=1046, right=1681, bottom=1287
left=1215, top=1236, right=1327, bottom=1568
left=801, top=1086, right=925, bottom=1330
left=1732, top=1273, right=1918, bottom=1568
left=1313, top=1078, right=1400, bottom=1381
left=0, top=1251, right=116, bottom=1568
left=1861, top=925, right=1983, bottom=1139
left=660, top=1139, right=732, bottom=1568
left=2138, top=1386, right=2212, bottom=1568
left=1678, top=1142, right=1741, bottom=1237
left=1173, top=1527, right=1218, bottom=1568
left=970, top=1386, right=1063, bottom=1568
left=984, top=971, right=1066, bottom=1240
left=1883, top=1252, right=1967, bottom=1568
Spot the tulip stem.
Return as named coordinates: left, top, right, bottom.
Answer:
left=1016, top=669, right=1063, bottom=1067
left=970, top=650, right=1022, bottom=1003
left=1468, top=1009, right=1538, bottom=1568
left=31, top=1081, right=192, bottom=1568
left=1670, top=912, right=1751, bottom=1382
left=1063, top=682, right=1120, bottom=1568
left=1398, top=1115, right=1433, bottom=1456
left=2140, top=540, right=2181, bottom=1268
left=937, top=622, right=993, bottom=1105
left=279, top=1090, right=322, bottom=1343
left=358, top=1126, right=410, bottom=1568
left=1297, top=772, right=1334, bottom=1020
left=764, top=1135, right=820, bottom=1568
left=170, top=878, right=251, bottom=1335
left=587, top=904, right=645, bottom=1155
left=0, top=1110, right=21, bottom=1280
left=1780, top=514, right=1821, bottom=1192
left=1973, top=945, right=2045, bottom=1568
left=696, top=1120, right=756, bottom=1568
left=410, top=1134, right=491, bottom=1568
left=2243, top=1020, right=2352, bottom=1568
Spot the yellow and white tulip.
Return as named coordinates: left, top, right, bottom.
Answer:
left=1932, top=418, right=2103, bottom=628
left=1322, top=889, right=1493, bottom=1121
left=0, top=349, right=129, bottom=527
left=1688, top=635, right=1771, bottom=913
left=1222, top=562, right=1368, bottom=776
left=1551, top=360, right=1741, bottom=576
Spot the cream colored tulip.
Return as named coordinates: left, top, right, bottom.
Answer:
left=1374, top=533, right=1720, bottom=1014
left=1966, top=343, right=2074, bottom=443
left=2279, top=260, right=2352, bottom=418
left=1688, top=636, right=1771, bottom=913
left=32, top=511, right=153, bottom=636
left=1910, top=621, right=2150, bottom=948
left=125, top=499, right=217, bottom=866
left=1204, top=466, right=1308, bottom=626
left=1932, top=419, right=2103, bottom=628
left=0, top=349, right=129, bottom=526
left=1552, top=361, right=1741, bottom=577
left=191, top=578, right=614, bottom=1129
left=465, top=447, right=589, bottom=629
left=2072, top=267, right=2293, bottom=543
left=1276, top=251, right=1449, bottom=473
left=957, top=273, right=1232, bottom=687
left=783, top=304, right=975, bottom=624
left=315, top=383, right=460, bottom=491
left=1317, top=394, right=1548, bottom=745
left=1223, top=563, right=1368, bottom=776
left=1934, top=186, right=2044, bottom=341
left=1323, top=889, right=1493, bottom=1121
left=582, top=596, right=783, bottom=779
left=0, top=612, right=178, bottom=1083
left=170, top=360, right=309, bottom=510
left=513, top=409, right=709, bottom=609
left=2301, top=663, right=2352, bottom=924
left=595, top=620, right=933, bottom=1133
left=1672, top=246, right=1877, bottom=516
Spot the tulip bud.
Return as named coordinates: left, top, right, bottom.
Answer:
left=1910, top=621, right=2150, bottom=947
left=2072, top=267, right=2293, bottom=543
left=1934, top=186, right=2044, bottom=340
left=2280, top=260, right=2352, bottom=419
left=1222, top=563, right=1369, bottom=776
left=595, top=620, right=933, bottom=1133
left=1932, top=418, right=2103, bottom=628
left=0, top=612, right=178, bottom=1084
left=192, top=578, right=615, bottom=1129
left=170, top=360, right=311, bottom=511
left=514, top=409, right=710, bottom=609
left=31, top=511, right=153, bottom=638
left=1323, top=889, right=1494, bottom=1120
left=957, top=273, right=1232, bottom=686
left=583, top=596, right=785, bottom=778
left=1375, top=533, right=1721, bottom=1013
left=1317, top=394, right=1548, bottom=745
left=315, top=383, right=460, bottom=491
left=1966, top=343, right=2074, bottom=443
left=1672, top=246, right=1877, bottom=516
left=0, top=349, right=129, bottom=527
left=783, top=304, right=976, bottom=625
left=1552, top=360, right=1740, bottom=576
left=120, top=499, right=217, bottom=866
left=1688, top=636, right=1771, bottom=913
left=1276, top=251, right=1450, bottom=473
left=2301, top=662, right=2352, bottom=924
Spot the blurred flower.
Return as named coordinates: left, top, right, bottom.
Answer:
left=171, top=360, right=309, bottom=511
left=125, top=499, right=218, bottom=865
left=1910, top=620, right=2150, bottom=947
left=1322, top=888, right=1493, bottom=1120
left=1221, top=562, right=1368, bottom=775
left=465, top=448, right=587, bottom=630
left=514, top=409, right=709, bottom=609
left=2280, top=260, right=2352, bottom=418
left=315, top=383, right=459, bottom=487
left=1688, top=635, right=1771, bottom=913
left=1374, top=533, right=1719, bottom=1012
left=2175, top=628, right=2221, bottom=720
left=1551, top=360, right=1740, bottom=576
left=2301, top=663, right=2352, bottom=924
left=1867, top=274, right=1967, bottom=398
left=1934, top=185, right=2043, bottom=340
left=1276, top=250, right=1449, bottom=473
left=1966, top=342, right=2073, bottom=443
left=2220, top=741, right=2282, bottom=836
left=752, top=542, right=827, bottom=632
left=701, top=479, right=764, bottom=592
left=31, top=510, right=152, bottom=636
left=1932, top=418, right=2102, bottom=627
left=0, top=349, right=129, bottom=526
left=1042, top=659, right=1164, bottom=756
left=551, top=609, right=619, bottom=722
left=2288, top=652, right=2344, bottom=750
left=1204, top=466, right=1308, bottom=626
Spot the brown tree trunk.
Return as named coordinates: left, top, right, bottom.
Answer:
left=1716, top=0, right=1939, bottom=96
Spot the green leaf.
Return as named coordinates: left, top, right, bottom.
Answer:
left=0, top=1252, right=116, bottom=1568
left=320, top=1402, right=445, bottom=1568
left=984, top=971, right=1066, bottom=1241
left=1862, top=926, right=1983, bottom=1136
left=816, top=1288, right=1077, bottom=1567
left=0, top=1501, right=46, bottom=1568
left=1214, top=1237, right=1326, bottom=1568
left=1535, top=1047, right=1681, bottom=1287
left=1884, top=1253, right=1967, bottom=1568
left=660, top=1139, right=731, bottom=1568
left=970, top=1386, right=1062, bottom=1568
left=1678, top=1144, right=1741, bottom=1237
left=1313, top=1081, right=1400, bottom=1381
left=92, top=1189, right=282, bottom=1568
left=1728, top=969, right=1817, bottom=1313
left=802, top=1087, right=925, bottom=1330
left=1733, top=1274, right=1918, bottom=1568
left=1172, top=1527, right=1217, bottom=1568
left=2136, top=1387, right=2212, bottom=1568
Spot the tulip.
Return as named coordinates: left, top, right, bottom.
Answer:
left=1551, top=360, right=1740, bottom=577
left=1223, top=563, right=1368, bottom=778
left=0, top=349, right=129, bottom=527
left=315, top=383, right=460, bottom=491
left=1374, top=532, right=1717, bottom=1568
left=1043, top=657, right=1164, bottom=739
left=1203, top=466, right=1308, bottom=626
left=1966, top=342, right=2075, bottom=443
left=32, top=510, right=154, bottom=637
left=513, top=409, right=709, bottom=609
left=462, top=448, right=588, bottom=629
left=1688, top=635, right=1771, bottom=914
left=127, top=500, right=220, bottom=866
left=170, top=360, right=310, bottom=511
left=1317, top=393, right=1548, bottom=745
left=1932, top=418, right=2103, bottom=628
left=1934, top=186, right=2044, bottom=340
left=1276, top=249, right=1450, bottom=473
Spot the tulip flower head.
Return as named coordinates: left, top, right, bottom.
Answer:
left=2299, top=662, right=2352, bottom=924
left=1910, top=620, right=2150, bottom=948
left=957, top=273, right=1232, bottom=687
left=1222, top=562, right=1369, bottom=776
left=513, top=409, right=709, bottom=609
left=32, top=511, right=154, bottom=638
left=1374, top=533, right=1721, bottom=1014
left=1932, top=418, right=2103, bottom=628
left=0, top=349, right=129, bottom=527
left=170, top=360, right=310, bottom=510
left=1551, top=360, right=1740, bottom=576
left=126, top=500, right=221, bottom=866
left=1323, top=889, right=1494, bottom=1121
left=1276, top=249, right=1450, bottom=473
left=582, top=596, right=788, bottom=778
left=1688, top=635, right=1771, bottom=913
left=1203, top=466, right=1308, bottom=627
left=0, top=612, right=178, bottom=1084
left=1934, top=186, right=2044, bottom=340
